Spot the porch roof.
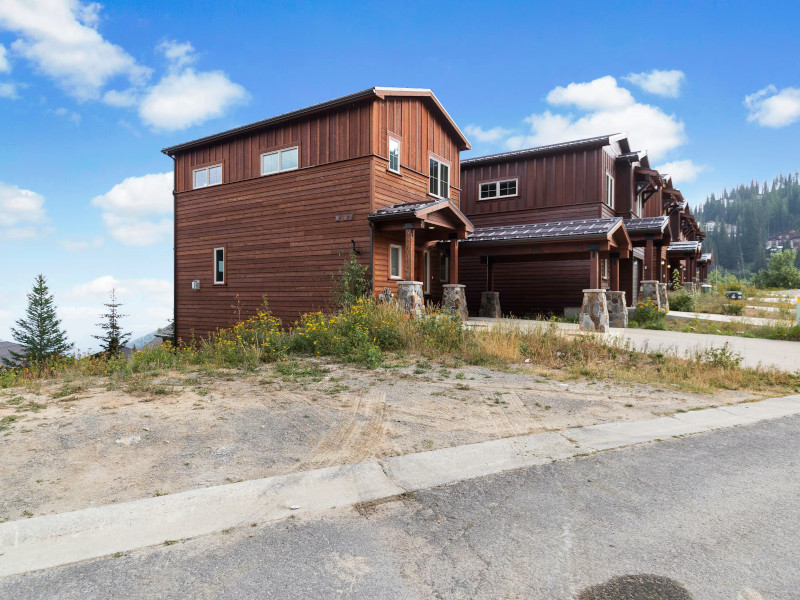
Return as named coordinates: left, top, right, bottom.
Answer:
left=698, top=252, right=713, bottom=264
left=462, top=217, right=624, bottom=244
left=624, top=216, right=669, bottom=235
left=667, top=241, right=702, bottom=254
left=368, top=199, right=474, bottom=233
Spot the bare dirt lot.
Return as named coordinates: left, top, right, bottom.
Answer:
left=0, top=357, right=760, bottom=521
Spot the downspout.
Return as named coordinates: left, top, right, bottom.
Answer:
left=169, top=153, right=177, bottom=346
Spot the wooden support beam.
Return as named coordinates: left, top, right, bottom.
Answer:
left=487, top=257, right=495, bottom=292
left=589, top=250, right=599, bottom=289
left=449, top=239, right=459, bottom=284
left=404, top=224, right=415, bottom=281
left=610, top=253, right=620, bottom=291
left=645, top=238, right=654, bottom=280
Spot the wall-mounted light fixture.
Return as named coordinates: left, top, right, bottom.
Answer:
left=192, top=280, right=200, bottom=290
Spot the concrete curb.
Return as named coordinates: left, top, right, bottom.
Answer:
left=2, top=394, right=799, bottom=578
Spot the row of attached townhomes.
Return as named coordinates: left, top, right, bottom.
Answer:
left=162, top=87, right=710, bottom=340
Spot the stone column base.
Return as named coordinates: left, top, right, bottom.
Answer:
left=397, top=281, right=424, bottom=316
left=606, top=291, right=628, bottom=328
left=658, top=283, right=669, bottom=312
left=442, top=284, right=468, bottom=321
left=580, top=289, right=609, bottom=332
left=638, top=280, right=662, bottom=309
left=479, top=291, right=501, bottom=318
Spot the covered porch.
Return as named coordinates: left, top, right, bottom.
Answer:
left=623, top=216, right=672, bottom=302
left=667, top=241, right=702, bottom=287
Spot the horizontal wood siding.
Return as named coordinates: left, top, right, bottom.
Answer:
left=174, top=100, right=374, bottom=193
left=175, top=158, right=372, bottom=340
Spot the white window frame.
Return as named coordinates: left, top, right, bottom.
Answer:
left=601, top=258, right=609, bottom=280
left=193, top=164, right=223, bottom=189
left=606, top=172, right=615, bottom=208
left=388, top=137, right=401, bottom=174
left=440, top=251, right=449, bottom=283
left=423, top=251, right=430, bottom=294
left=389, top=244, right=402, bottom=280
left=429, top=156, right=451, bottom=199
left=213, top=247, right=225, bottom=285
left=636, top=191, right=643, bottom=216
left=260, top=146, right=299, bottom=176
left=479, top=178, right=518, bottom=200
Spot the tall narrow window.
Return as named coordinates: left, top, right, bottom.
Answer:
left=423, top=251, right=430, bottom=293
left=429, top=157, right=450, bottom=199
left=388, top=138, right=400, bottom=173
left=606, top=172, right=615, bottom=208
left=193, top=164, right=222, bottom=189
left=261, top=146, right=299, bottom=175
left=440, top=252, right=449, bottom=283
left=214, top=248, right=225, bottom=284
left=389, top=245, right=402, bottom=279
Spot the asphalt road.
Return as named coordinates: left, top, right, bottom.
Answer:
left=3, top=415, right=799, bottom=599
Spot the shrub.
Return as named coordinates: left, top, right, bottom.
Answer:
left=413, top=309, right=466, bottom=354
left=635, top=297, right=666, bottom=329
left=331, top=251, right=371, bottom=310
left=669, top=288, right=696, bottom=312
left=753, top=250, right=800, bottom=289
left=194, top=308, right=289, bottom=369
left=697, top=343, right=743, bottom=369
left=722, top=301, right=744, bottom=316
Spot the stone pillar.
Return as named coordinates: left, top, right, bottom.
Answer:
left=658, top=283, right=669, bottom=312
left=580, top=289, right=609, bottom=332
left=442, top=284, right=468, bottom=320
left=639, top=280, right=661, bottom=309
left=397, top=281, right=423, bottom=316
left=606, top=291, right=628, bottom=328
left=479, top=291, right=501, bottom=318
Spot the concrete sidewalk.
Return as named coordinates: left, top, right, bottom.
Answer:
left=2, top=394, right=799, bottom=578
left=467, top=317, right=800, bottom=371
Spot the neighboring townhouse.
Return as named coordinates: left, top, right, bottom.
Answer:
left=162, top=87, right=471, bottom=340
left=164, top=88, right=708, bottom=337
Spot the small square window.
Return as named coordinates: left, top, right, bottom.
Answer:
left=499, top=180, right=516, bottom=196
left=261, top=146, right=298, bottom=176
left=390, top=245, right=402, bottom=279
left=388, top=138, right=400, bottom=173
left=194, top=169, right=207, bottom=189
left=192, top=164, right=222, bottom=189
left=262, top=152, right=279, bottom=175
left=281, top=147, right=298, bottom=171
left=480, top=183, right=496, bottom=199
left=208, top=165, right=222, bottom=186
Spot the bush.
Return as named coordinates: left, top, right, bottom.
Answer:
left=722, top=301, right=744, bottom=316
left=634, top=297, right=666, bottom=329
left=697, top=343, right=743, bottom=369
left=331, top=251, right=371, bottom=309
left=753, top=250, right=800, bottom=289
left=669, top=288, right=696, bottom=312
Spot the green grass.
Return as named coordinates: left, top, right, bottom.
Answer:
left=667, top=317, right=800, bottom=342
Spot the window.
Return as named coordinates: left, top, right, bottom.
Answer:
left=261, top=146, right=299, bottom=176
left=388, top=137, right=400, bottom=173
left=193, top=164, right=222, bottom=189
left=214, top=248, right=225, bottom=284
left=479, top=178, right=518, bottom=200
left=606, top=172, right=615, bottom=208
left=423, top=251, right=430, bottom=293
left=601, top=258, right=609, bottom=280
left=389, top=245, right=402, bottom=279
left=440, top=251, right=449, bottom=283
left=636, top=192, right=643, bottom=216
left=429, top=157, right=450, bottom=198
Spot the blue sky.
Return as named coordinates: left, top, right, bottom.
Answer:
left=1, top=0, right=799, bottom=350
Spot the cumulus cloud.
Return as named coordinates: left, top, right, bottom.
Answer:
left=60, top=236, right=103, bottom=251
left=624, top=69, right=685, bottom=98
left=0, top=43, right=9, bottom=72
left=0, top=181, right=49, bottom=240
left=0, top=0, right=150, bottom=100
left=157, top=40, right=196, bottom=70
left=0, top=82, right=18, bottom=99
left=655, top=159, right=708, bottom=184
left=744, top=85, right=800, bottom=128
left=463, top=124, right=514, bottom=145
left=91, top=172, right=173, bottom=245
left=501, top=75, right=686, bottom=162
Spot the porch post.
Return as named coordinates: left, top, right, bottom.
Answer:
left=449, top=238, right=459, bottom=284
left=655, top=245, right=663, bottom=281
left=610, top=252, right=620, bottom=291
left=589, top=246, right=600, bottom=289
left=487, top=257, right=495, bottom=292
left=404, top=223, right=415, bottom=281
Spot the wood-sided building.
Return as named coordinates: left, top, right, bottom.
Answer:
left=163, top=87, right=471, bottom=341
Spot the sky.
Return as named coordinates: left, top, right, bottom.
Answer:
left=1, top=0, right=799, bottom=351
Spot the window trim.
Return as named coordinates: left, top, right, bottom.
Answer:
left=478, top=178, right=519, bottom=201
left=213, top=247, right=225, bottom=285
left=389, top=244, right=403, bottom=280
left=440, top=251, right=449, bottom=283
left=260, top=145, right=299, bottom=176
left=388, top=136, right=401, bottom=174
left=193, top=164, right=223, bottom=189
left=605, top=171, right=615, bottom=208
left=428, top=155, right=451, bottom=199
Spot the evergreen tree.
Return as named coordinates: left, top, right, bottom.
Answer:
left=10, top=274, right=73, bottom=364
left=93, top=288, right=131, bottom=356
left=795, top=248, right=800, bottom=270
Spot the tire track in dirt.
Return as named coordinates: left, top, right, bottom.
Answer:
left=478, top=388, right=540, bottom=437
left=298, top=389, right=387, bottom=470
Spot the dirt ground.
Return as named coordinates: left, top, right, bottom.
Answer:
left=0, top=357, right=760, bottom=521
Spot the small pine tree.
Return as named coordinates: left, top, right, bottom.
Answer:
left=93, top=288, right=132, bottom=356
left=10, top=274, right=73, bottom=364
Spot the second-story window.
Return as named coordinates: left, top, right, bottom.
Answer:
left=388, top=138, right=400, bottom=173
left=480, top=178, right=518, bottom=200
left=429, top=157, right=450, bottom=199
left=193, top=164, right=222, bottom=189
left=261, top=146, right=299, bottom=176
left=606, top=172, right=615, bottom=208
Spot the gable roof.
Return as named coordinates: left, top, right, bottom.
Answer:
left=461, top=134, right=630, bottom=168
left=624, top=217, right=670, bottom=234
left=162, top=87, right=470, bottom=155
left=463, top=217, right=624, bottom=244
left=368, top=199, right=474, bottom=232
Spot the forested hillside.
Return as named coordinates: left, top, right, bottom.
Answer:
left=696, top=172, right=800, bottom=274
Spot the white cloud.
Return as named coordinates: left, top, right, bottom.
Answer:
left=0, top=181, right=49, bottom=240
left=546, top=75, right=635, bottom=111
left=60, top=236, right=103, bottom=251
left=157, top=40, right=196, bottom=70
left=624, top=69, right=685, bottom=98
left=102, top=87, right=138, bottom=107
left=0, top=82, right=18, bottom=99
left=0, top=0, right=150, bottom=100
left=139, top=68, right=248, bottom=131
left=463, top=124, right=514, bottom=145
left=0, top=43, right=10, bottom=72
left=51, top=106, right=81, bottom=124
left=655, top=159, right=708, bottom=183
left=745, top=85, right=800, bottom=128
left=91, top=172, right=173, bottom=245
left=502, top=75, right=686, bottom=162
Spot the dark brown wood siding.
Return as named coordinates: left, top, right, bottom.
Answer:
left=174, top=157, right=372, bottom=341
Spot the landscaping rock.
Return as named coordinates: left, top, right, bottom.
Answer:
left=479, top=292, right=501, bottom=318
